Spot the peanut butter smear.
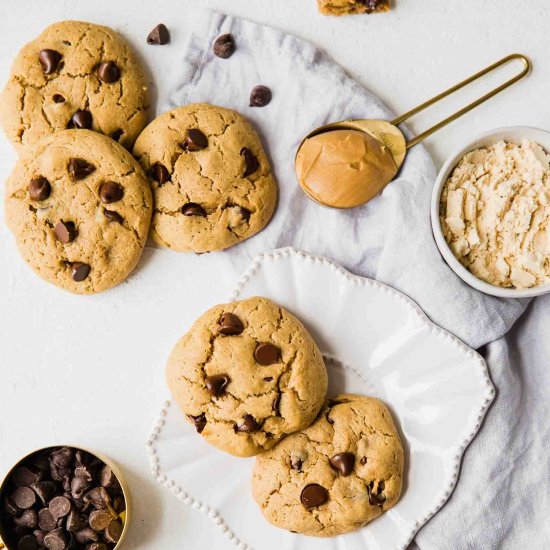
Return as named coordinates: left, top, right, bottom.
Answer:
left=441, top=140, right=550, bottom=289
left=295, top=129, right=397, bottom=208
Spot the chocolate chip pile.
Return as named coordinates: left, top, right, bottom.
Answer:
left=1, top=447, right=125, bottom=550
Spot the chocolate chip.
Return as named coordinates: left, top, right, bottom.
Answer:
left=367, top=480, right=386, bottom=506
left=49, top=496, right=71, bottom=520
left=181, top=203, right=206, bottom=217
left=31, top=482, right=56, bottom=506
left=97, top=61, right=121, bottom=83
left=28, top=176, right=51, bottom=201
left=70, top=475, right=91, bottom=499
left=54, top=221, right=77, bottom=244
left=66, top=510, right=87, bottom=532
left=17, top=535, right=38, bottom=550
left=238, top=207, right=251, bottom=221
left=291, top=457, right=303, bottom=472
left=147, top=24, right=170, bottom=45
left=33, top=530, right=47, bottom=546
left=213, top=34, right=236, bottom=59
left=83, top=487, right=110, bottom=509
left=272, top=393, right=281, bottom=415
left=12, top=487, right=36, bottom=509
left=39, top=50, right=62, bottom=74
left=329, top=452, right=355, bottom=476
left=44, top=527, right=69, bottom=550
left=69, top=110, right=92, bottom=130
left=103, top=209, right=123, bottom=224
left=241, top=147, right=260, bottom=177
left=300, top=484, right=328, bottom=509
left=235, top=414, right=260, bottom=433
left=254, top=343, right=279, bottom=365
left=13, top=466, right=40, bottom=487
left=14, top=509, right=38, bottom=529
left=263, top=376, right=273, bottom=382
left=75, top=527, right=98, bottom=543
left=99, top=466, right=116, bottom=489
left=188, top=413, right=207, bottom=434
left=88, top=509, right=112, bottom=531
left=104, top=519, right=123, bottom=543
left=360, top=456, right=368, bottom=465
left=184, top=129, right=208, bottom=151
left=249, top=85, right=272, bottom=107
left=70, top=262, right=91, bottom=282
left=4, top=497, right=20, bottom=517
left=99, top=181, right=123, bottom=204
left=87, top=544, right=107, bottom=550
left=51, top=448, right=73, bottom=468
left=110, top=129, right=123, bottom=142
left=52, top=94, right=65, bottom=103
left=205, top=374, right=230, bottom=397
left=68, top=158, right=96, bottom=181
left=38, top=508, right=58, bottom=531
left=218, top=312, right=244, bottom=335
left=151, top=163, right=170, bottom=185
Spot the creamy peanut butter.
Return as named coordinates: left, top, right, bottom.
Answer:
left=440, top=140, right=550, bottom=289
left=295, top=129, right=397, bottom=208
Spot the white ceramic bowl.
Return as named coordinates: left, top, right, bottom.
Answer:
left=431, top=126, right=550, bottom=298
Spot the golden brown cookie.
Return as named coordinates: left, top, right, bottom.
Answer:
left=4, top=130, right=153, bottom=294
left=166, top=297, right=328, bottom=457
left=0, top=20, right=149, bottom=152
left=133, top=103, right=277, bottom=253
left=318, top=0, right=390, bottom=16
left=252, top=394, right=404, bottom=536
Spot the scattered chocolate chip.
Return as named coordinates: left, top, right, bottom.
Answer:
left=38, top=508, right=58, bottom=531
left=70, top=262, right=91, bottom=282
left=17, top=534, right=38, bottom=550
left=68, top=158, right=96, bottom=181
left=54, top=221, right=77, bottom=244
left=218, top=312, right=244, bottom=335
left=52, top=94, right=65, bottom=103
left=181, top=202, right=206, bottom=217
left=254, top=342, right=279, bottom=365
left=213, top=34, right=236, bottom=59
left=39, top=50, right=62, bottom=74
left=31, top=482, right=56, bottom=506
left=97, top=61, right=121, bottom=83
left=184, top=129, right=208, bottom=151
left=49, top=496, right=71, bottom=520
left=367, top=481, right=386, bottom=506
left=12, top=487, right=37, bottom=509
left=249, top=85, right=272, bottom=107
left=103, top=209, right=123, bottom=224
left=329, top=452, right=355, bottom=476
left=104, top=519, right=123, bottom=543
left=69, top=110, right=92, bottom=130
left=83, top=487, right=110, bottom=510
left=188, top=413, right=207, bottom=434
left=360, top=456, right=368, bottom=465
left=28, top=176, right=51, bottom=201
left=13, top=466, right=40, bottom=487
left=44, top=527, right=69, bottom=550
left=291, top=457, right=303, bottom=472
left=205, top=374, right=230, bottom=397
left=110, top=129, right=123, bottom=142
left=235, top=414, right=261, bottom=433
left=88, top=509, right=112, bottom=531
left=241, top=147, right=260, bottom=177
left=66, top=510, right=87, bottom=532
left=300, top=484, right=328, bottom=509
left=14, top=509, right=38, bottom=529
left=99, top=181, right=124, bottom=204
left=147, top=24, right=170, bottom=45
left=151, top=162, right=170, bottom=185
left=75, top=527, right=98, bottom=544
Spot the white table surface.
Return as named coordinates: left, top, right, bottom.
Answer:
left=0, top=1, right=548, bottom=548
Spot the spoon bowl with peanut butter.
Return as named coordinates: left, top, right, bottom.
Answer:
left=295, top=54, right=531, bottom=209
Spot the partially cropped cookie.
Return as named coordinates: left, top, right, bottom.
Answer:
left=133, top=103, right=277, bottom=253
left=166, top=297, right=327, bottom=457
left=0, top=20, right=149, bottom=152
left=5, top=130, right=153, bottom=294
left=252, top=394, right=404, bottom=536
left=318, top=0, right=390, bottom=16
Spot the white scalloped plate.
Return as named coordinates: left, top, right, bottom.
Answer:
left=147, top=247, right=494, bottom=550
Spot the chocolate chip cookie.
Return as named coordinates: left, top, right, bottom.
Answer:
left=5, top=129, right=153, bottom=294
left=133, top=103, right=277, bottom=253
left=318, top=0, right=390, bottom=16
left=252, top=394, right=404, bottom=536
left=0, top=20, right=149, bottom=152
left=166, top=297, right=328, bottom=457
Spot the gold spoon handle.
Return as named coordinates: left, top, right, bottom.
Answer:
left=391, top=53, right=531, bottom=149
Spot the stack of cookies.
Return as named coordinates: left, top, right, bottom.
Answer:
left=1, top=21, right=277, bottom=294
left=167, top=296, right=404, bottom=537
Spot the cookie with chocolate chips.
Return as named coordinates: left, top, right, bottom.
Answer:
left=252, top=394, right=404, bottom=536
left=133, top=103, right=277, bottom=253
left=166, top=297, right=327, bottom=457
left=0, top=20, right=149, bottom=152
left=4, top=129, right=152, bottom=294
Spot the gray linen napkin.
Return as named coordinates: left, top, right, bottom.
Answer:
left=165, top=10, right=548, bottom=549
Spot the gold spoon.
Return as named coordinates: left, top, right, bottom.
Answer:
left=295, top=53, right=531, bottom=209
